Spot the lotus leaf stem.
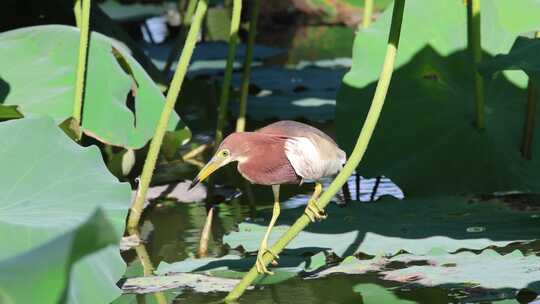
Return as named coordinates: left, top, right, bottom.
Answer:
left=73, top=0, right=82, bottom=27
left=521, top=31, right=540, bottom=160
left=127, top=0, right=208, bottom=232
left=184, top=0, right=198, bottom=25
left=215, top=0, right=242, bottom=146
left=235, top=0, right=261, bottom=133
left=467, top=0, right=484, bottom=129
left=224, top=0, right=406, bottom=301
left=522, top=79, right=537, bottom=160
left=72, top=0, right=91, bottom=139
left=132, top=232, right=168, bottom=304
left=362, top=0, right=373, bottom=28
left=162, top=0, right=198, bottom=74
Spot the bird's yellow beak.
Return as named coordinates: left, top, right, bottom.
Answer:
left=189, top=157, right=223, bottom=190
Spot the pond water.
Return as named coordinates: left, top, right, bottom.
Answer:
left=171, top=274, right=455, bottom=303
left=120, top=163, right=526, bottom=303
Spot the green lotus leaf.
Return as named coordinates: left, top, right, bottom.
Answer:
left=336, top=0, right=540, bottom=196
left=0, top=209, right=118, bottom=304
left=0, top=25, right=188, bottom=149
left=383, top=249, right=540, bottom=292
left=0, top=116, right=131, bottom=303
left=314, top=248, right=540, bottom=300
left=480, top=36, right=540, bottom=84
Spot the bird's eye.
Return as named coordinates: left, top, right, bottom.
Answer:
left=221, top=149, right=230, bottom=157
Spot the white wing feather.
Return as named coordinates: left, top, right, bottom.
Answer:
left=284, top=137, right=344, bottom=181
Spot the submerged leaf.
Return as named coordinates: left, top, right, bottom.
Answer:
left=353, top=284, right=418, bottom=304
left=224, top=196, right=540, bottom=257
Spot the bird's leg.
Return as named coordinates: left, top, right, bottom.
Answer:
left=256, top=185, right=280, bottom=275
left=304, top=182, right=327, bottom=222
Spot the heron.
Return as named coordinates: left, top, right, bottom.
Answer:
left=189, top=120, right=346, bottom=274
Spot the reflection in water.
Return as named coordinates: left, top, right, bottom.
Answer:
left=130, top=229, right=168, bottom=304
left=170, top=274, right=455, bottom=304
left=143, top=198, right=247, bottom=265
left=138, top=169, right=405, bottom=269
left=197, top=206, right=214, bottom=257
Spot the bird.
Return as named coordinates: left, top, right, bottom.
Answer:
left=189, top=120, right=346, bottom=274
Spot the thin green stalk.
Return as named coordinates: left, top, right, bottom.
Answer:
left=362, top=0, right=373, bottom=28
left=224, top=0, right=406, bottom=301
left=162, top=0, right=198, bottom=74
left=72, top=0, right=91, bottom=139
left=521, top=31, right=540, bottom=160
left=127, top=0, right=208, bottom=232
left=467, top=0, right=484, bottom=129
left=184, top=0, right=198, bottom=25
left=522, top=79, right=537, bottom=159
left=235, top=0, right=261, bottom=133
left=74, top=0, right=82, bottom=27
left=214, top=0, right=243, bottom=146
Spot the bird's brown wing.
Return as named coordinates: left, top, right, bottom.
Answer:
left=258, top=121, right=346, bottom=180
left=256, top=120, right=338, bottom=145
left=237, top=134, right=301, bottom=185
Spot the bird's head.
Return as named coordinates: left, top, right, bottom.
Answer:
left=189, top=133, right=249, bottom=190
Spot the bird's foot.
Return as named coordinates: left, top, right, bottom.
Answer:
left=304, top=199, right=327, bottom=222
left=255, top=246, right=279, bottom=275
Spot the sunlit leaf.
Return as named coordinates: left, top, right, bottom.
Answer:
left=0, top=116, right=131, bottom=303
left=383, top=249, right=540, bottom=292
left=0, top=25, right=188, bottom=149
left=336, top=0, right=540, bottom=196
left=0, top=209, right=118, bottom=304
